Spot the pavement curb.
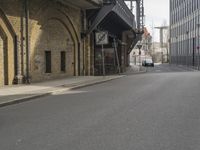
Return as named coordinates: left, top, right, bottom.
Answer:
left=0, top=75, right=125, bottom=108
left=67, top=75, right=125, bottom=90
left=0, top=93, right=51, bottom=108
left=125, top=69, right=147, bottom=75
left=132, top=70, right=147, bottom=74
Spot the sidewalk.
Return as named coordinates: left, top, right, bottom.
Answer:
left=125, top=64, right=147, bottom=75
left=0, top=75, right=124, bottom=107
left=169, top=64, right=199, bottom=72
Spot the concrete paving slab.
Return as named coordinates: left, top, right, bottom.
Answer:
left=0, top=75, right=125, bottom=107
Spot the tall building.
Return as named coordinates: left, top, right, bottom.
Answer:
left=170, top=0, right=200, bottom=69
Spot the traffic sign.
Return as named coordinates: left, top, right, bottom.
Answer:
left=95, top=31, right=108, bottom=45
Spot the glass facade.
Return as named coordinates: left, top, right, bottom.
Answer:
left=170, top=0, right=200, bottom=68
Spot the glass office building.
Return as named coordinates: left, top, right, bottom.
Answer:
left=170, top=0, right=200, bottom=68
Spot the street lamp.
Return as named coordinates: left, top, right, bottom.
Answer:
left=169, top=38, right=171, bottom=64
left=137, top=41, right=143, bottom=70
left=176, top=36, right=178, bottom=65
left=197, top=24, right=200, bottom=70
left=186, top=31, right=189, bottom=68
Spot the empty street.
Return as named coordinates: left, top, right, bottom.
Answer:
left=0, top=65, right=200, bottom=150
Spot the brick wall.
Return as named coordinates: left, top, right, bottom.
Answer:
left=29, top=0, right=82, bottom=82
left=0, top=1, right=17, bottom=86
left=0, top=0, right=86, bottom=85
left=30, top=19, right=75, bottom=81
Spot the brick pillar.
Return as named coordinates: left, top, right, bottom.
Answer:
left=90, top=33, right=95, bottom=76
left=0, top=36, right=4, bottom=86
left=121, top=31, right=128, bottom=72
left=13, top=36, right=24, bottom=84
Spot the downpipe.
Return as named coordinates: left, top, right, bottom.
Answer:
left=25, top=0, right=30, bottom=84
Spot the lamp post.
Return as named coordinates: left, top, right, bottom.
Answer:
left=166, top=39, right=169, bottom=63
left=169, top=38, right=171, bottom=64
left=197, top=24, right=200, bottom=70
left=186, top=31, right=189, bottom=68
left=137, top=41, right=142, bottom=70
left=176, top=36, right=178, bottom=65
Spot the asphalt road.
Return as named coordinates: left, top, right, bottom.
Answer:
left=146, top=63, right=197, bottom=73
left=0, top=64, right=200, bottom=150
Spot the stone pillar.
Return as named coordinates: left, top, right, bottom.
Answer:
left=90, top=33, right=95, bottom=76
left=121, top=32, right=128, bottom=72
left=121, top=44, right=126, bottom=72
left=0, top=35, right=4, bottom=86
left=84, top=34, right=90, bottom=76
left=13, top=36, right=24, bottom=84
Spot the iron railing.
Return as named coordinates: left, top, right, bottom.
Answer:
left=87, top=0, right=136, bottom=34
left=113, top=0, right=135, bottom=28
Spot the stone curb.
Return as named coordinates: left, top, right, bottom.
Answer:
left=68, top=76, right=125, bottom=90
left=131, top=70, right=147, bottom=74
left=124, top=69, right=147, bottom=75
left=0, top=76, right=125, bottom=108
left=0, top=93, right=51, bottom=108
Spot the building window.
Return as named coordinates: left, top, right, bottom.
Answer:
left=61, top=51, right=66, bottom=72
left=45, top=51, right=51, bottom=73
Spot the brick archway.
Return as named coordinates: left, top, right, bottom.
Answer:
left=0, top=8, right=16, bottom=86
left=30, top=4, right=81, bottom=81
left=34, top=2, right=81, bottom=76
left=0, top=27, right=8, bottom=85
left=37, top=18, right=76, bottom=78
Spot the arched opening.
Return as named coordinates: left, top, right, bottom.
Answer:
left=0, top=8, right=16, bottom=86
left=31, top=18, right=76, bottom=81
left=32, top=3, right=81, bottom=77
left=30, top=5, right=81, bottom=81
left=0, top=27, right=8, bottom=86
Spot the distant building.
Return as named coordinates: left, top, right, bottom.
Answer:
left=152, top=42, right=168, bottom=63
left=142, top=27, right=152, bottom=52
left=130, top=27, right=152, bottom=65
left=170, top=0, right=200, bottom=68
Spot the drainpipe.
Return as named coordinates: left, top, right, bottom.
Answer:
left=21, top=0, right=24, bottom=79
left=13, top=35, right=18, bottom=84
left=25, top=0, right=30, bottom=83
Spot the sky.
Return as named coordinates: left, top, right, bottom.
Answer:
left=144, top=0, right=169, bottom=42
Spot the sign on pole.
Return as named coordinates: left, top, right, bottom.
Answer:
left=95, top=31, right=109, bottom=45
left=95, top=31, right=108, bottom=76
